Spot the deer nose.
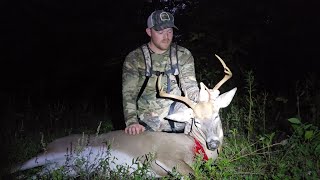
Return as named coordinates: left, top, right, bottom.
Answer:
left=207, top=140, right=220, bottom=150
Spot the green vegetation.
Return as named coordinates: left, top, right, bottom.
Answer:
left=5, top=70, right=320, bottom=179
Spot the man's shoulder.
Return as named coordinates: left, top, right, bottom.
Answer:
left=174, top=44, right=192, bottom=57
left=127, top=46, right=144, bottom=57
left=175, top=44, right=191, bottom=54
left=125, top=46, right=145, bottom=62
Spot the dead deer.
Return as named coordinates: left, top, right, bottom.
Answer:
left=11, top=54, right=237, bottom=178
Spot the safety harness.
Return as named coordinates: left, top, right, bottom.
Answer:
left=136, top=43, right=181, bottom=132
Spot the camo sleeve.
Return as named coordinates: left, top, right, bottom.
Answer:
left=178, top=47, right=199, bottom=102
left=122, top=50, right=141, bottom=126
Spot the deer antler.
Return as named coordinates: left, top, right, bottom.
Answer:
left=157, top=74, right=196, bottom=109
left=213, top=54, right=232, bottom=90
left=157, top=54, right=231, bottom=108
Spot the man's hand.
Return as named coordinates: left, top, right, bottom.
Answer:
left=125, top=123, right=145, bottom=135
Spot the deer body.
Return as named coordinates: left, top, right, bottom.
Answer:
left=12, top=55, right=237, bottom=178
left=15, top=131, right=209, bottom=177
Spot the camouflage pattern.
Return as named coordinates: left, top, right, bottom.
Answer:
left=122, top=45, right=199, bottom=131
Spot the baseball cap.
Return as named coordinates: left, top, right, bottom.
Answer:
left=147, top=10, right=178, bottom=31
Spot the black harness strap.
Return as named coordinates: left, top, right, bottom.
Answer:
left=136, top=76, right=149, bottom=110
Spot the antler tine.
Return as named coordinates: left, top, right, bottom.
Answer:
left=213, top=54, right=232, bottom=90
left=157, top=74, right=195, bottom=109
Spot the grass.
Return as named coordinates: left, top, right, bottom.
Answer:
left=6, top=117, right=320, bottom=179
left=3, top=70, right=320, bottom=179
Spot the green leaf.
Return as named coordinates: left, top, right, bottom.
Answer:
left=304, top=130, right=314, bottom=141
left=292, top=124, right=304, bottom=137
left=304, top=124, right=312, bottom=130
left=288, top=118, right=301, bottom=124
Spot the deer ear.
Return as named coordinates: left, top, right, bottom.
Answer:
left=199, top=82, right=210, bottom=102
left=215, top=87, right=237, bottom=108
left=165, top=108, right=194, bottom=123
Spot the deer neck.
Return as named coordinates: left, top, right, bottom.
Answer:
left=189, top=120, right=216, bottom=159
left=190, top=124, right=206, bottom=147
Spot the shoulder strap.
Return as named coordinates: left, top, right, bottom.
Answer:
left=141, top=43, right=179, bottom=77
left=138, top=44, right=182, bottom=102
left=168, top=44, right=181, bottom=132
left=136, top=44, right=152, bottom=111
left=136, top=76, right=149, bottom=110
left=140, top=44, right=152, bottom=77
left=169, top=44, right=182, bottom=94
left=170, top=43, right=179, bottom=76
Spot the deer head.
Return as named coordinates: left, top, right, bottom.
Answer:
left=157, top=54, right=237, bottom=151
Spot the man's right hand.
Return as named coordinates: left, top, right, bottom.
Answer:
left=125, top=123, right=145, bottom=135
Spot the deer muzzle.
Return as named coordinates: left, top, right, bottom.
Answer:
left=207, top=139, right=220, bottom=150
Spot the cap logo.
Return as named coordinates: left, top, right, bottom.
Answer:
left=159, top=12, right=171, bottom=22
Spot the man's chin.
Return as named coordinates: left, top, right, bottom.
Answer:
left=160, top=44, right=171, bottom=50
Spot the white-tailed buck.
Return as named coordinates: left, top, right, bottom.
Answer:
left=11, top=55, right=237, bottom=178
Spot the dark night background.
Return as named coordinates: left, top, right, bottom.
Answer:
left=0, top=0, right=319, bottom=161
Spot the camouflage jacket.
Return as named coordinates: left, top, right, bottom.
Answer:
left=122, top=44, right=199, bottom=131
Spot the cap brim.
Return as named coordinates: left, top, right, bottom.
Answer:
left=153, top=23, right=178, bottom=31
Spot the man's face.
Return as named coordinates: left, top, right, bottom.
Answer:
left=148, top=28, right=173, bottom=51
